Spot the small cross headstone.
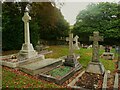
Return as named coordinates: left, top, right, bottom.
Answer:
left=89, top=31, right=103, bottom=62
left=65, top=33, right=81, bottom=67
left=74, top=35, right=80, bottom=50
left=66, top=33, right=75, bottom=55
left=105, top=46, right=110, bottom=52
left=86, top=31, right=105, bottom=74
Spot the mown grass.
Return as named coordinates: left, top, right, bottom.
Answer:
left=2, top=67, right=62, bottom=88
left=2, top=45, right=116, bottom=88
left=46, top=45, right=116, bottom=72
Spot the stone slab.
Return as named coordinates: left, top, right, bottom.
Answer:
left=101, top=52, right=114, bottom=60
left=86, top=62, right=105, bottom=75
left=67, top=70, right=85, bottom=87
left=113, top=73, right=118, bottom=90
left=1, top=54, right=44, bottom=68
left=102, top=71, right=107, bottom=90
left=20, top=58, right=63, bottom=75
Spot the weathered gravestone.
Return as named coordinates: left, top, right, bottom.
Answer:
left=101, top=45, right=114, bottom=60
left=86, top=31, right=105, bottom=74
left=18, top=9, right=37, bottom=59
left=35, top=40, right=52, bottom=55
left=64, top=33, right=81, bottom=68
left=74, top=35, right=80, bottom=50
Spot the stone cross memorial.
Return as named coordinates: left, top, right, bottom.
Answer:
left=66, top=33, right=75, bottom=55
left=86, top=31, right=105, bottom=74
left=89, top=31, right=103, bottom=62
left=65, top=33, right=81, bottom=67
left=19, top=10, right=37, bottom=59
left=74, top=35, right=80, bottom=50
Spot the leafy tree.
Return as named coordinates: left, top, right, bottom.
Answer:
left=73, top=2, right=120, bottom=45
left=2, top=2, right=69, bottom=50
left=2, top=2, right=24, bottom=50
left=31, top=2, right=69, bottom=40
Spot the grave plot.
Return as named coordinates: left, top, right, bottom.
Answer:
left=67, top=31, right=105, bottom=89
left=38, top=64, right=82, bottom=85
left=68, top=71, right=119, bottom=90
left=74, top=72, right=103, bottom=89
left=37, top=33, right=82, bottom=85
left=107, top=73, right=114, bottom=89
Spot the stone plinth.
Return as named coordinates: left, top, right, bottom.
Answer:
left=86, top=62, right=105, bottom=74
left=19, top=43, right=38, bottom=59
left=20, top=58, right=63, bottom=75
left=1, top=54, right=44, bottom=68
left=101, top=52, right=114, bottom=60
left=64, top=54, right=80, bottom=68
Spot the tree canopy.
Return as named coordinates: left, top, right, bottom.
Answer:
left=2, top=2, right=69, bottom=50
left=73, top=2, right=120, bottom=45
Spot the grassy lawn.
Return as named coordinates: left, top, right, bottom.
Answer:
left=2, top=45, right=116, bottom=88
left=46, top=45, right=116, bottom=72
left=2, top=67, right=62, bottom=88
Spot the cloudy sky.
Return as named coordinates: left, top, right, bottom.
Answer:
left=61, top=2, right=90, bottom=25
left=60, top=0, right=119, bottom=25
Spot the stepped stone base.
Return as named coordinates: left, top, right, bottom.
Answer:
left=19, top=43, right=38, bottom=59
left=64, top=54, right=81, bottom=67
left=86, top=62, right=105, bottom=75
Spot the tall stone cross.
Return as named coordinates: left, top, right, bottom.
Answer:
left=22, top=11, right=31, bottom=44
left=90, top=31, right=103, bottom=62
left=66, top=33, right=75, bottom=55
left=19, top=10, right=37, bottom=59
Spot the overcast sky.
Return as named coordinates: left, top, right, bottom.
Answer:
left=60, top=0, right=119, bottom=25
left=61, top=2, right=90, bottom=25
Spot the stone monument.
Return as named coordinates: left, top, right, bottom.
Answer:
left=74, top=35, right=80, bottom=50
left=86, top=31, right=105, bottom=74
left=64, top=33, right=80, bottom=67
left=19, top=8, right=37, bottom=59
left=101, top=45, right=114, bottom=60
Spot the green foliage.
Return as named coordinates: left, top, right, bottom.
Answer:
left=2, top=2, right=69, bottom=50
left=2, top=2, right=24, bottom=50
left=73, top=2, right=120, bottom=45
left=31, top=2, right=69, bottom=40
